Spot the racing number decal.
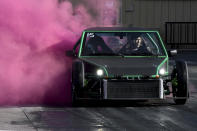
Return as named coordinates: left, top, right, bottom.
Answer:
left=87, top=33, right=95, bottom=38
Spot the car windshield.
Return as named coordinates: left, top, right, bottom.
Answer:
left=81, top=32, right=166, bottom=56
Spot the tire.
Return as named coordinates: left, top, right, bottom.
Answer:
left=71, top=84, right=78, bottom=106
left=71, top=61, right=84, bottom=106
left=72, top=61, right=84, bottom=87
left=172, top=60, right=189, bottom=105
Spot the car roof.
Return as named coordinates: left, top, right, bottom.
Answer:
left=85, top=27, right=159, bottom=32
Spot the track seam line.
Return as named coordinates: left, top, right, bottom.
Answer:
left=22, top=108, right=38, bottom=131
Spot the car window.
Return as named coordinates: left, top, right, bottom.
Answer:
left=81, top=32, right=166, bottom=56
left=146, top=33, right=165, bottom=55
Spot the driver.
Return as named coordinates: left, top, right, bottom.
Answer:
left=119, top=34, right=152, bottom=55
left=133, top=37, right=145, bottom=50
left=131, top=36, right=151, bottom=54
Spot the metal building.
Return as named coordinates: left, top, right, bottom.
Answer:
left=121, top=0, right=197, bottom=49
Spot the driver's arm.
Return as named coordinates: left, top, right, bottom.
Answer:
left=147, top=46, right=151, bottom=52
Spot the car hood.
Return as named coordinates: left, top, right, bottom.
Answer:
left=80, top=57, right=166, bottom=76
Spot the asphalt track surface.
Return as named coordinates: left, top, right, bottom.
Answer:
left=1, top=53, right=197, bottom=131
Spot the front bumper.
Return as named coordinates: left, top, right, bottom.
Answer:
left=103, top=79, right=164, bottom=100
left=76, top=79, right=164, bottom=100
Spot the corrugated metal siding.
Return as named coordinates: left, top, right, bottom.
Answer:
left=122, top=0, right=197, bottom=41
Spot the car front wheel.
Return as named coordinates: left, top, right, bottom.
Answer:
left=172, top=60, right=189, bottom=105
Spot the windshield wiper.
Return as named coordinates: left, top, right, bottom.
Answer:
left=116, top=53, right=125, bottom=57
left=140, top=52, right=153, bottom=56
left=140, top=52, right=160, bottom=57
left=88, top=53, right=125, bottom=56
left=123, top=52, right=159, bottom=56
left=87, top=52, right=160, bottom=57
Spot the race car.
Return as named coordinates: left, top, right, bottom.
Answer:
left=66, top=27, right=189, bottom=105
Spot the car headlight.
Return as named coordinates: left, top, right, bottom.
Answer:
left=159, top=68, right=165, bottom=75
left=97, top=69, right=103, bottom=76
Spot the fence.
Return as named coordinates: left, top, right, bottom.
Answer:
left=165, top=22, right=197, bottom=49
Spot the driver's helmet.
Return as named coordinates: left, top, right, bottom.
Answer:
left=127, top=33, right=145, bottom=49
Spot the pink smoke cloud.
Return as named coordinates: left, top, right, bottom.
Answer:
left=0, top=0, right=119, bottom=106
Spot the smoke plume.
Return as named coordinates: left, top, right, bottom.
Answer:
left=0, top=0, right=119, bottom=106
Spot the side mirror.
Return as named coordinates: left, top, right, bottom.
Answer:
left=66, top=50, right=76, bottom=57
left=168, top=49, right=177, bottom=57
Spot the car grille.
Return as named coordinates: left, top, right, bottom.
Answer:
left=103, top=80, right=162, bottom=99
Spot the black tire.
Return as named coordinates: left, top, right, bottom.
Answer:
left=172, top=60, right=189, bottom=105
left=71, top=61, right=84, bottom=106
left=72, top=61, right=84, bottom=87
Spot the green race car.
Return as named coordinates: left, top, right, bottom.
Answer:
left=67, top=27, right=189, bottom=105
